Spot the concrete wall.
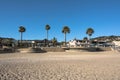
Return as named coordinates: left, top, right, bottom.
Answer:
left=17, top=47, right=65, bottom=53
left=67, top=47, right=112, bottom=52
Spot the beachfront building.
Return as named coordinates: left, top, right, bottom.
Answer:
left=68, top=39, right=89, bottom=47
left=68, top=38, right=113, bottom=48
left=112, top=41, right=120, bottom=51
left=92, top=41, right=113, bottom=47
left=17, top=39, right=59, bottom=48
left=112, top=41, right=120, bottom=46
left=0, top=37, right=16, bottom=48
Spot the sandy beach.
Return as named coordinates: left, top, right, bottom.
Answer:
left=0, top=51, right=120, bottom=80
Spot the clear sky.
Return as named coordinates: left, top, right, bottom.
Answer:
left=0, top=0, right=120, bottom=41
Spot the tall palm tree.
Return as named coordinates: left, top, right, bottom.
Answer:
left=86, top=27, right=94, bottom=46
left=45, top=24, right=50, bottom=47
left=45, top=24, right=51, bottom=40
left=86, top=27, right=94, bottom=40
left=62, top=26, right=70, bottom=46
left=19, top=26, right=26, bottom=44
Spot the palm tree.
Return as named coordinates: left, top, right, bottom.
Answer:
left=86, top=28, right=94, bottom=46
left=62, top=26, right=70, bottom=46
left=45, top=24, right=50, bottom=47
left=19, top=26, right=26, bottom=44
left=45, top=24, right=51, bottom=40
left=86, top=27, right=94, bottom=40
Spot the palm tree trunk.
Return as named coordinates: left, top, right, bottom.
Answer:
left=47, top=30, right=48, bottom=40
left=20, top=32, right=22, bottom=44
left=47, top=30, right=48, bottom=47
left=89, top=35, right=91, bottom=47
left=64, top=33, right=66, bottom=46
left=89, top=35, right=90, bottom=41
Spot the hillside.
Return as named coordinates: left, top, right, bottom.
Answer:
left=92, top=35, right=120, bottom=42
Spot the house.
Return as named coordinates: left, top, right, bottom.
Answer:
left=68, top=39, right=89, bottom=47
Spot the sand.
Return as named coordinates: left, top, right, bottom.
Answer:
left=0, top=51, right=120, bottom=80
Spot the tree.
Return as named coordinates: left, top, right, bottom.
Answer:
left=62, top=26, right=70, bottom=46
left=19, top=26, right=26, bottom=44
left=83, top=37, right=88, bottom=43
left=45, top=24, right=51, bottom=47
left=86, top=27, right=94, bottom=40
left=45, top=24, right=51, bottom=40
left=52, top=37, right=57, bottom=47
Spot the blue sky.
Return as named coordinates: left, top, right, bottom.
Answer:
left=0, top=0, right=120, bottom=41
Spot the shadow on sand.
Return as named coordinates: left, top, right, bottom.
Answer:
left=65, top=47, right=110, bottom=52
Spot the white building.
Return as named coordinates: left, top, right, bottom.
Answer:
left=68, top=39, right=89, bottom=47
